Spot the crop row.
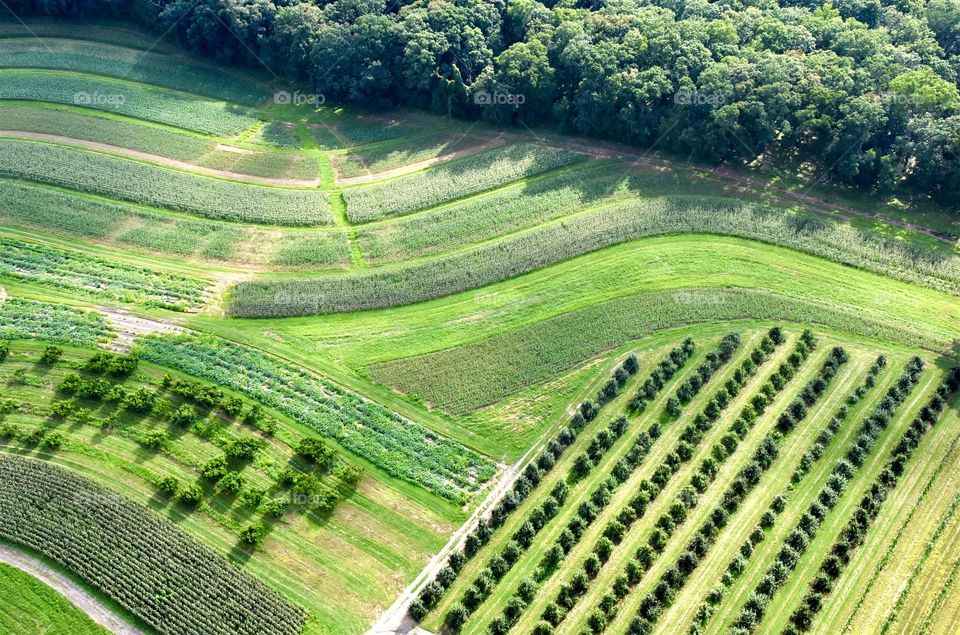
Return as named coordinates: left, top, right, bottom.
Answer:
left=662, top=334, right=742, bottom=414
left=0, top=298, right=111, bottom=346
left=136, top=334, right=496, bottom=502
left=368, top=285, right=943, bottom=417
left=354, top=163, right=711, bottom=264
left=786, top=365, right=960, bottom=633
left=730, top=356, right=926, bottom=633
left=0, top=70, right=259, bottom=135
left=0, top=180, right=348, bottom=266
left=412, top=354, right=643, bottom=622
left=0, top=38, right=269, bottom=105
left=472, top=333, right=746, bottom=633
left=342, top=143, right=587, bottom=223
left=0, top=139, right=331, bottom=225
left=0, top=237, right=208, bottom=310
left=625, top=345, right=848, bottom=634
left=0, top=106, right=215, bottom=160
left=688, top=355, right=887, bottom=633
left=539, top=329, right=794, bottom=633
left=0, top=454, right=306, bottom=635
left=233, top=195, right=960, bottom=318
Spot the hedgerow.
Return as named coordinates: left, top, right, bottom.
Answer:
left=0, top=70, right=258, bottom=135
left=687, top=355, right=887, bottom=633
left=0, top=38, right=269, bottom=104
left=0, top=237, right=208, bottom=310
left=785, top=364, right=960, bottom=634
left=730, top=356, right=927, bottom=633
left=627, top=346, right=848, bottom=634
left=231, top=196, right=960, bottom=318
left=137, top=334, right=495, bottom=502
left=0, top=140, right=332, bottom=225
left=0, top=454, right=306, bottom=635
left=342, top=143, right=587, bottom=222
left=412, top=355, right=643, bottom=622
left=0, top=298, right=111, bottom=346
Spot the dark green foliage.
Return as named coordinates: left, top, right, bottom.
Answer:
left=0, top=455, right=305, bottom=634
left=39, top=346, right=63, bottom=365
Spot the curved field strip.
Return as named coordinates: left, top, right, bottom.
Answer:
left=0, top=19, right=182, bottom=53
left=0, top=38, right=268, bottom=105
left=352, top=162, right=714, bottom=264
left=813, top=396, right=960, bottom=634
left=0, top=130, right=319, bottom=186
left=0, top=105, right=214, bottom=160
left=0, top=342, right=460, bottom=635
left=0, top=559, right=112, bottom=635
left=0, top=181, right=350, bottom=267
left=0, top=106, right=319, bottom=182
left=233, top=196, right=960, bottom=317
left=334, top=134, right=503, bottom=184
left=0, top=454, right=307, bottom=635
left=342, top=143, right=588, bottom=223
left=0, top=70, right=257, bottom=135
left=749, top=367, right=943, bottom=634
left=0, top=236, right=209, bottom=311
left=363, top=230, right=960, bottom=413
left=0, top=139, right=331, bottom=225
left=0, top=297, right=112, bottom=346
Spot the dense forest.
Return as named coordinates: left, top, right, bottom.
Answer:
left=8, top=0, right=960, bottom=203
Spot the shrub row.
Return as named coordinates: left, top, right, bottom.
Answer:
left=786, top=364, right=960, bottom=633
left=731, top=356, right=926, bottom=633
left=628, top=346, right=848, bottom=634
left=410, top=354, right=642, bottom=623
left=790, top=356, right=887, bottom=484
left=578, top=330, right=813, bottom=633
left=537, top=329, right=787, bottom=631
left=628, top=338, right=696, bottom=412
left=138, top=335, right=494, bottom=502
left=666, top=333, right=743, bottom=415
left=688, top=355, right=887, bottom=634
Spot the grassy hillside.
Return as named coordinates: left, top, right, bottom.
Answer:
left=0, top=18, right=958, bottom=635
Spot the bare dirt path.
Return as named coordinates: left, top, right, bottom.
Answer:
left=0, top=543, right=144, bottom=635
left=0, top=130, right=321, bottom=187
left=368, top=443, right=538, bottom=634
left=98, top=308, right=186, bottom=353
left=550, top=136, right=955, bottom=244
left=0, top=283, right=7, bottom=307
left=337, top=135, right=510, bottom=186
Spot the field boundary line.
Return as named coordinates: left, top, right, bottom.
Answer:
left=0, top=542, right=144, bottom=635
left=0, top=130, right=321, bottom=186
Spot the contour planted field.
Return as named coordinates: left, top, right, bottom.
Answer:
left=0, top=12, right=958, bottom=635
